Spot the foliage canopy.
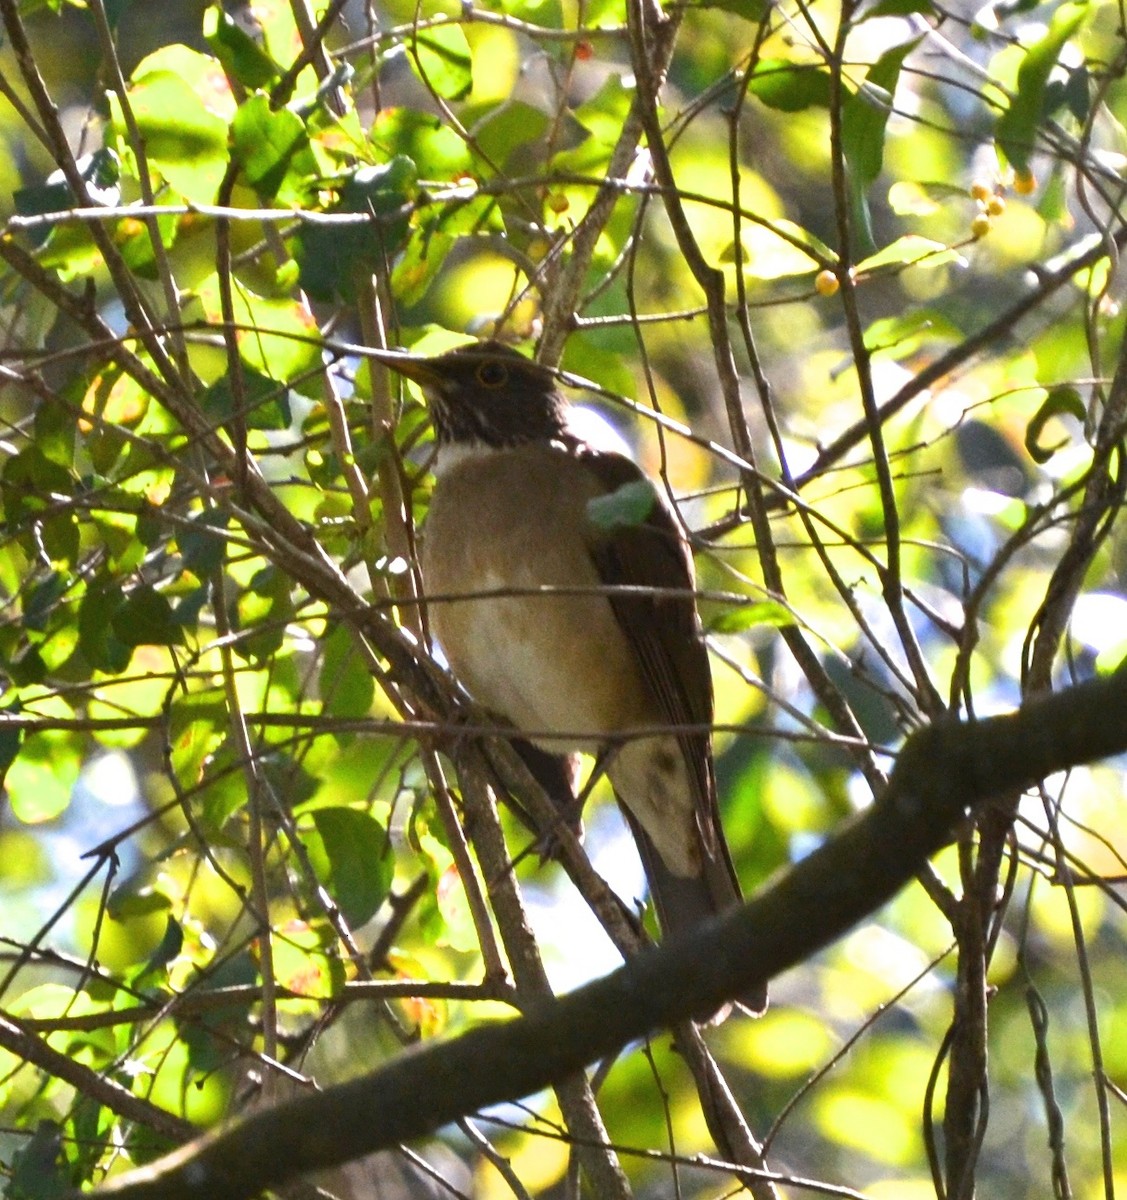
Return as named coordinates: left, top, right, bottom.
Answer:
left=1, top=0, right=1126, bottom=1197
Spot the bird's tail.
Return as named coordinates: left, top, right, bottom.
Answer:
left=626, top=810, right=768, bottom=1016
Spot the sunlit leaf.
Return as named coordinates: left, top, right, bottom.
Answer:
left=405, top=24, right=473, bottom=101
left=5, top=732, right=80, bottom=824
left=996, top=3, right=1087, bottom=171
left=304, top=806, right=392, bottom=930
left=117, top=55, right=231, bottom=203
left=271, top=919, right=346, bottom=1000
left=371, top=107, right=472, bottom=178
left=863, top=308, right=963, bottom=359
left=708, top=599, right=795, bottom=633
left=855, top=235, right=965, bottom=274
left=887, top=179, right=967, bottom=215
left=230, top=95, right=317, bottom=204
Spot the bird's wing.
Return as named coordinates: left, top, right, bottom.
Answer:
left=577, top=447, right=719, bottom=846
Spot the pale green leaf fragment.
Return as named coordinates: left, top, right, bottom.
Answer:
left=709, top=600, right=795, bottom=634
left=587, top=480, right=656, bottom=530
left=855, top=235, right=965, bottom=274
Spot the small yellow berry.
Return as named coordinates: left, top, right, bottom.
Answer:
left=970, top=182, right=993, bottom=203
left=546, top=192, right=570, bottom=214
left=1013, top=169, right=1037, bottom=195
left=986, top=195, right=1006, bottom=217
left=971, top=213, right=991, bottom=238
left=814, top=268, right=840, bottom=296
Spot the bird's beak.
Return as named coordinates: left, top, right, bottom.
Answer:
left=366, top=347, right=444, bottom=390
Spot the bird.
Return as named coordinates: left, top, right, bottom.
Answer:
left=371, top=339, right=764, bottom=1013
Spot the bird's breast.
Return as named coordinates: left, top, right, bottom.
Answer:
left=421, top=444, right=653, bottom=747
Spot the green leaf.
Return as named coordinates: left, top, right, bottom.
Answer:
left=79, top=579, right=132, bottom=673
left=371, top=107, right=472, bottom=178
left=406, top=24, right=473, bottom=102
left=33, top=391, right=77, bottom=469
left=475, top=101, right=552, bottom=170
left=863, top=308, right=963, bottom=359
left=996, top=3, right=1087, bottom=172
left=0, top=705, right=22, bottom=793
left=855, top=235, right=965, bottom=274
left=708, top=600, right=795, bottom=634
left=230, top=95, right=317, bottom=204
left=5, top=732, right=80, bottom=824
left=1025, top=385, right=1086, bottom=464
left=112, top=585, right=183, bottom=647
left=887, top=179, right=967, bottom=215
left=685, top=0, right=772, bottom=17
left=235, top=564, right=296, bottom=663
left=204, top=5, right=281, bottom=89
left=860, top=0, right=934, bottom=17
left=747, top=60, right=832, bottom=112
left=201, top=367, right=293, bottom=431
left=586, top=479, right=657, bottom=530
left=176, top=508, right=231, bottom=578
left=842, top=38, right=922, bottom=188
left=307, top=807, right=392, bottom=929
left=23, top=571, right=68, bottom=633
left=137, top=916, right=184, bottom=981
left=121, top=68, right=229, bottom=203
left=9, top=1119, right=67, bottom=1200
left=107, top=877, right=173, bottom=919
left=296, top=158, right=418, bottom=302
left=319, top=625, right=375, bottom=730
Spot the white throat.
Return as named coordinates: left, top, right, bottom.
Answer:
left=431, top=440, right=501, bottom=478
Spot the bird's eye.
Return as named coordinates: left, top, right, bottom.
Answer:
left=476, top=360, right=508, bottom=388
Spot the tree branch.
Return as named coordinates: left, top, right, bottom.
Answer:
left=87, top=663, right=1127, bottom=1200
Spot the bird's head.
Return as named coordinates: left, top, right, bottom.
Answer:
left=371, top=341, right=570, bottom=448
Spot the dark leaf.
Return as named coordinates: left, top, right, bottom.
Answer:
left=296, top=158, right=418, bottom=302
left=308, top=807, right=393, bottom=929
left=177, top=508, right=232, bottom=578
left=1025, top=385, right=1086, bottom=464
left=747, top=60, right=832, bottom=111
left=111, top=585, right=183, bottom=648
left=9, top=1120, right=68, bottom=1200
left=201, top=367, right=292, bottom=430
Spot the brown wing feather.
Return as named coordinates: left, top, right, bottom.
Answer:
left=578, top=449, right=733, bottom=869
left=579, top=447, right=765, bottom=1013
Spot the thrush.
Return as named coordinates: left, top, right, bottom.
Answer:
left=373, top=339, right=765, bottom=1013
